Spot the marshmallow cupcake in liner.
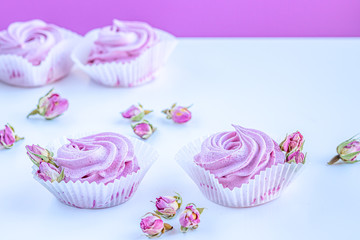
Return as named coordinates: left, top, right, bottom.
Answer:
left=31, top=132, right=158, bottom=209
left=71, top=20, right=177, bottom=87
left=176, top=135, right=304, bottom=208
left=0, top=20, right=82, bottom=87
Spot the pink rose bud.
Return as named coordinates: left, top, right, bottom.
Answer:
left=280, top=131, right=304, bottom=153
left=329, top=136, right=360, bottom=165
left=36, top=161, right=64, bottom=183
left=140, top=213, right=173, bottom=238
left=132, top=120, right=156, bottom=139
left=27, top=88, right=69, bottom=120
left=25, top=144, right=56, bottom=167
left=121, top=104, right=152, bottom=122
left=286, top=150, right=306, bottom=164
left=0, top=124, right=23, bottom=149
left=154, top=193, right=182, bottom=219
left=179, top=203, right=204, bottom=233
left=162, top=103, right=192, bottom=124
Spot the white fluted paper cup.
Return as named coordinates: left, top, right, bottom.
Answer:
left=32, top=132, right=158, bottom=209
left=0, top=28, right=81, bottom=87
left=176, top=137, right=304, bottom=208
left=71, top=29, right=177, bottom=87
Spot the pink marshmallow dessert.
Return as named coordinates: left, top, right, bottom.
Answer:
left=176, top=125, right=304, bottom=207
left=0, top=19, right=81, bottom=87
left=71, top=19, right=177, bottom=87
left=31, top=132, right=158, bottom=209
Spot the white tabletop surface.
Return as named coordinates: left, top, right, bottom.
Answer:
left=0, top=38, right=359, bottom=240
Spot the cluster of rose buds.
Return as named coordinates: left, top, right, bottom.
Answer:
left=122, top=103, right=192, bottom=140
left=27, top=88, right=69, bottom=120
left=140, top=193, right=204, bottom=238
left=122, top=104, right=156, bottom=140
left=328, top=135, right=360, bottom=165
left=0, top=123, right=23, bottom=149
left=279, top=131, right=306, bottom=164
left=26, top=145, right=64, bottom=182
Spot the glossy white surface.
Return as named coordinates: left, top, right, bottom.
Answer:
left=0, top=38, right=359, bottom=240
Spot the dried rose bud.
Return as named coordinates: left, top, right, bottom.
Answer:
left=329, top=136, right=360, bottom=165
left=25, top=144, right=57, bottom=167
left=0, top=123, right=23, bottom=149
left=154, top=193, right=182, bottom=219
left=162, top=103, right=192, bottom=124
left=280, top=131, right=304, bottom=153
left=36, top=161, right=64, bottom=183
left=121, top=104, right=152, bottom=122
left=140, top=213, right=173, bottom=238
left=179, top=203, right=204, bottom=233
left=286, top=150, right=306, bottom=164
left=27, top=88, right=69, bottom=120
left=132, top=120, right=156, bottom=139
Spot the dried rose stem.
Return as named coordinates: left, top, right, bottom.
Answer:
left=328, top=155, right=341, bottom=165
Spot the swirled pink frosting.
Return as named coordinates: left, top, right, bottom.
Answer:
left=55, top=132, right=139, bottom=184
left=0, top=20, right=63, bottom=65
left=87, top=19, right=158, bottom=64
left=194, top=125, right=285, bottom=190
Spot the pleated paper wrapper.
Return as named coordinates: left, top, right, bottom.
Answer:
left=71, top=29, right=177, bottom=87
left=176, top=137, right=304, bottom=208
left=0, top=28, right=82, bottom=87
left=32, top=133, right=158, bottom=209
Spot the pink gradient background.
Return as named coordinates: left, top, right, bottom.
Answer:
left=1, top=0, right=359, bottom=37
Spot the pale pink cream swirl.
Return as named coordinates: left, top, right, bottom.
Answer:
left=0, top=20, right=63, bottom=65
left=55, top=132, right=139, bottom=184
left=87, top=19, right=158, bottom=64
left=194, top=125, right=285, bottom=190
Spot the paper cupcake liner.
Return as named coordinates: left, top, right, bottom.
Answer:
left=32, top=133, right=158, bottom=209
left=175, top=137, right=304, bottom=208
left=71, top=29, right=177, bottom=87
left=0, top=28, right=82, bottom=87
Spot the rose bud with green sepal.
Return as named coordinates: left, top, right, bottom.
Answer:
left=286, top=150, right=306, bottom=164
left=132, top=120, right=156, bottom=140
left=121, top=104, right=152, bottom=122
left=27, top=88, right=69, bottom=120
left=279, top=131, right=304, bottom=153
left=328, top=135, right=360, bottom=165
left=179, top=203, right=204, bottom=233
left=0, top=123, right=24, bottom=149
left=162, top=103, right=192, bottom=124
left=36, top=161, right=64, bottom=183
left=140, top=213, right=173, bottom=238
left=154, top=193, right=182, bottom=219
left=25, top=144, right=57, bottom=167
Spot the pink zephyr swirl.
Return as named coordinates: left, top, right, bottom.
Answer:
left=0, top=20, right=63, bottom=65
left=55, top=132, right=139, bottom=184
left=194, top=125, right=285, bottom=190
left=87, top=19, right=158, bottom=64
